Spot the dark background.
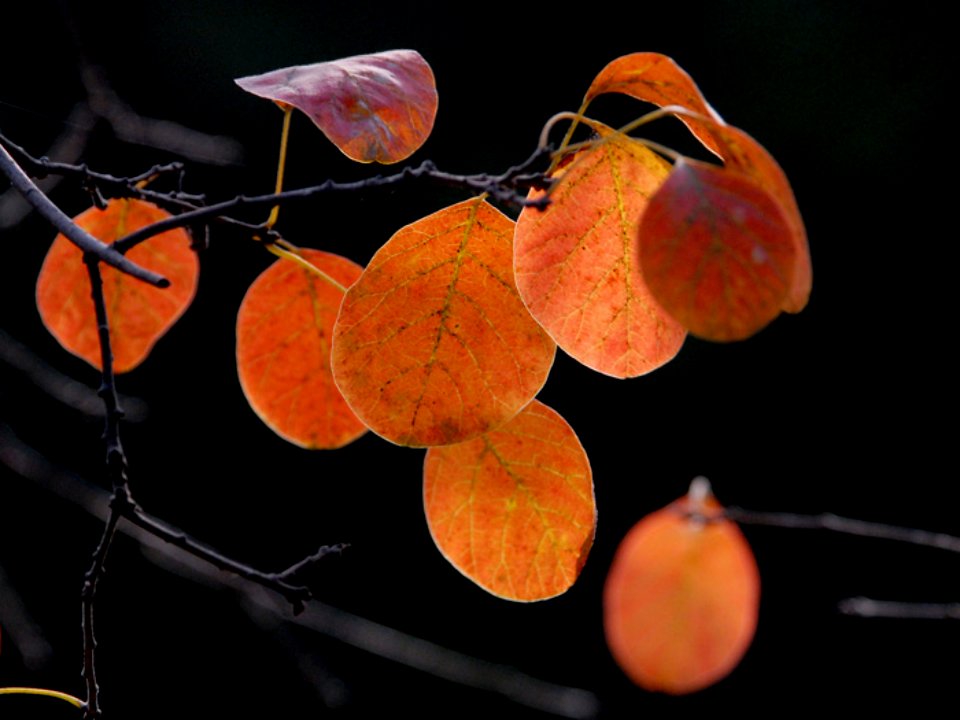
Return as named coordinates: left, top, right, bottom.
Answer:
left=1, top=1, right=954, bottom=717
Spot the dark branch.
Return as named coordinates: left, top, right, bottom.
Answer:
left=724, top=507, right=960, bottom=554
left=0, top=141, right=169, bottom=287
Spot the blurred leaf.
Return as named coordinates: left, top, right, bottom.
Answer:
left=604, top=486, right=760, bottom=694
left=515, top=127, right=685, bottom=377
left=236, top=250, right=367, bottom=449
left=638, top=158, right=796, bottom=342
left=424, top=399, right=594, bottom=601
left=235, top=49, right=438, bottom=164
left=332, top=198, right=555, bottom=447
left=36, top=199, right=198, bottom=372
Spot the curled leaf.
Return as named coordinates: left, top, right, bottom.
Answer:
left=515, top=127, right=685, bottom=377
left=235, top=49, right=438, bottom=164
left=36, top=199, right=199, bottom=372
left=638, top=158, right=796, bottom=342
left=236, top=250, right=367, bottom=449
left=332, top=198, right=555, bottom=447
left=584, top=52, right=725, bottom=158
left=424, top=400, right=595, bottom=601
left=604, top=484, right=760, bottom=694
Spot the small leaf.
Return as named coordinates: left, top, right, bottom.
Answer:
left=638, top=158, right=796, bottom=342
left=236, top=250, right=367, bottom=449
left=604, top=486, right=760, bottom=694
left=423, top=399, right=595, bottom=601
left=332, top=198, right=556, bottom=447
left=36, top=199, right=199, bottom=373
left=515, top=127, right=685, bottom=377
left=584, top=52, right=725, bottom=157
left=235, top=49, right=438, bottom=164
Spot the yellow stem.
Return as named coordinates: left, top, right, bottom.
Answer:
left=264, top=242, right=347, bottom=294
left=548, top=99, right=592, bottom=173
left=265, top=105, right=293, bottom=229
left=0, top=687, right=85, bottom=708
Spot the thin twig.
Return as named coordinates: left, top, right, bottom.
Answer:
left=0, top=141, right=168, bottom=287
left=725, top=507, right=960, bottom=554
left=838, top=598, right=960, bottom=620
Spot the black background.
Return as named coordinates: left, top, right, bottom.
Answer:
left=1, top=1, right=954, bottom=717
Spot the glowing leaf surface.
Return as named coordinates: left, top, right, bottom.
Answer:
left=638, top=158, right=796, bottom=342
left=36, top=199, right=199, bottom=372
left=584, top=52, right=725, bottom=157
left=604, top=488, right=760, bottom=694
left=235, top=49, right=437, bottom=164
left=332, top=198, right=555, bottom=447
left=237, top=250, right=367, bottom=449
left=424, top=400, right=594, bottom=601
left=515, top=129, right=685, bottom=377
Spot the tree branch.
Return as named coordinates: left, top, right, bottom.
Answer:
left=0, top=141, right=168, bottom=287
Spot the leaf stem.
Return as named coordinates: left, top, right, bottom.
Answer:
left=264, top=241, right=347, bottom=293
left=266, top=105, right=293, bottom=229
left=0, top=687, right=85, bottom=708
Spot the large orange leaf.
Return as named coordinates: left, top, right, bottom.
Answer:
left=604, top=485, right=760, bottom=694
left=423, top=399, right=594, bottom=601
left=583, top=52, right=725, bottom=158
left=235, top=49, right=437, bottom=164
left=638, top=158, right=796, bottom=342
left=332, top=198, right=555, bottom=447
left=514, top=129, right=686, bottom=378
left=236, top=250, right=367, bottom=449
left=36, top=199, right=199, bottom=373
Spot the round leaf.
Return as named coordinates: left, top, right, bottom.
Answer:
left=638, top=158, right=796, bottom=342
left=332, top=198, right=556, bottom=447
left=236, top=250, right=367, bottom=449
left=424, top=400, right=595, bottom=601
left=36, top=199, right=199, bottom=373
left=604, top=489, right=760, bottom=694
left=235, top=49, right=438, bottom=164
left=515, top=129, right=686, bottom=377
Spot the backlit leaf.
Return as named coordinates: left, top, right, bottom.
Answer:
left=236, top=250, right=367, bottom=449
left=332, top=198, right=555, bottom=447
left=235, top=49, right=437, bottom=164
left=638, top=158, right=796, bottom=342
left=584, top=52, right=725, bottom=158
left=36, top=199, right=199, bottom=373
left=515, top=128, right=686, bottom=378
left=423, top=399, right=594, bottom=601
left=604, top=485, right=760, bottom=694
left=691, top=117, right=812, bottom=313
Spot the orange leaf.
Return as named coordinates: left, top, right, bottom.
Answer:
left=236, top=250, right=367, bottom=449
left=332, top=198, right=555, bottom=447
left=638, top=158, right=796, bottom=342
left=604, top=485, right=760, bottom=694
left=584, top=52, right=725, bottom=158
left=514, top=128, right=686, bottom=377
left=423, top=399, right=594, bottom=601
left=36, top=199, right=199, bottom=373
left=235, top=49, right=437, bottom=164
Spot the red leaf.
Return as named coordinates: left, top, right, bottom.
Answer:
left=604, top=485, right=760, bottom=694
left=332, top=198, right=555, bottom=447
left=36, top=199, right=199, bottom=372
left=236, top=250, right=367, bottom=449
left=515, top=128, right=685, bottom=377
left=423, top=399, right=595, bottom=601
left=235, top=49, right=437, bottom=164
left=638, top=158, right=796, bottom=342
